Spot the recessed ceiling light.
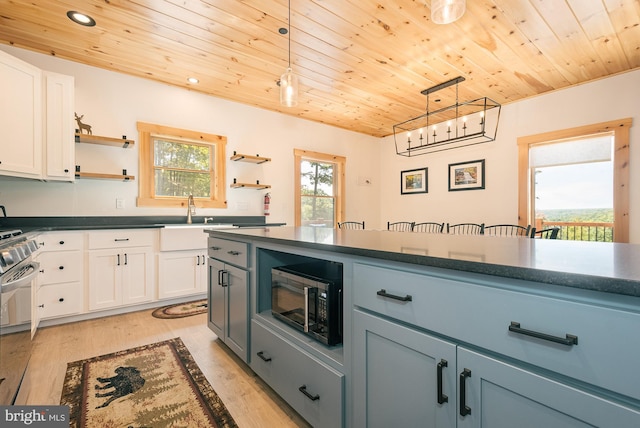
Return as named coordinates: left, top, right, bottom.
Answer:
left=67, top=11, right=96, bottom=27
left=187, top=77, right=199, bottom=84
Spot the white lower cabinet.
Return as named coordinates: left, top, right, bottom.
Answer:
left=353, top=309, right=456, bottom=428
left=252, top=319, right=344, bottom=428
left=88, top=247, right=153, bottom=311
left=158, top=250, right=207, bottom=299
left=35, top=232, right=84, bottom=323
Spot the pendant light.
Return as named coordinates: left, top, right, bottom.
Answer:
left=431, top=0, right=466, bottom=25
left=279, top=0, right=298, bottom=107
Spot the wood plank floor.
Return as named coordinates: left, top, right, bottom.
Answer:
left=16, top=308, right=311, bottom=427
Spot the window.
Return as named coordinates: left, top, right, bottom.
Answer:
left=137, top=122, right=226, bottom=208
left=294, top=149, right=346, bottom=227
left=518, top=119, right=631, bottom=242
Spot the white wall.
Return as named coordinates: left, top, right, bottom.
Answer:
left=2, top=45, right=638, bottom=243
left=0, top=45, right=382, bottom=227
left=380, top=69, right=640, bottom=243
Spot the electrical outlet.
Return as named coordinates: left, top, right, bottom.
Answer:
left=116, top=198, right=125, bottom=209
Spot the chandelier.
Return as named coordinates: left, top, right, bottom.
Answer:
left=393, top=76, right=501, bottom=156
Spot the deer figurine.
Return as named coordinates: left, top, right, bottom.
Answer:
left=74, top=113, right=93, bottom=135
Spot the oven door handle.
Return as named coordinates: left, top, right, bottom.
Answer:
left=1, top=260, right=40, bottom=294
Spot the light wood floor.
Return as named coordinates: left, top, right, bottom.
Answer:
left=16, top=308, right=311, bottom=427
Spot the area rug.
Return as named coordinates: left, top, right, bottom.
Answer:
left=60, top=337, right=237, bottom=428
left=152, top=299, right=208, bottom=319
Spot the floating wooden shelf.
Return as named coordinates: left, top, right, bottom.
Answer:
left=230, top=152, right=271, bottom=164
left=75, top=172, right=135, bottom=181
left=75, top=133, right=135, bottom=148
left=230, top=182, right=271, bottom=190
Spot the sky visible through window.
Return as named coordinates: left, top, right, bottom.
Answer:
left=535, top=161, right=613, bottom=210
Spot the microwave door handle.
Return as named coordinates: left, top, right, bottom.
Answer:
left=304, top=286, right=309, bottom=333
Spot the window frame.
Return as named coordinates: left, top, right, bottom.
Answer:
left=137, top=122, right=227, bottom=208
left=517, top=118, right=631, bottom=243
left=294, top=148, right=346, bottom=227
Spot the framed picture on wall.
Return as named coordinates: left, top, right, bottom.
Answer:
left=448, top=159, right=485, bottom=191
left=401, top=167, right=428, bottom=194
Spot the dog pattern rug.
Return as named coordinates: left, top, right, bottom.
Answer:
left=60, top=337, right=237, bottom=427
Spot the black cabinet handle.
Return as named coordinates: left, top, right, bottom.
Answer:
left=196, top=255, right=200, bottom=265
left=509, top=322, right=578, bottom=346
left=59, top=266, right=64, bottom=270
left=437, top=359, right=448, bottom=404
left=227, top=250, right=241, bottom=256
left=59, top=240, right=65, bottom=245
left=114, top=238, right=130, bottom=242
left=217, top=269, right=222, bottom=286
left=124, top=253, right=128, bottom=265
left=459, top=369, right=471, bottom=416
left=376, top=289, right=412, bottom=302
left=298, top=385, right=320, bottom=401
left=59, top=298, right=64, bottom=302
left=210, top=246, right=221, bottom=251
left=117, top=254, right=120, bottom=266
left=256, top=351, right=272, bottom=362
left=220, top=270, right=229, bottom=287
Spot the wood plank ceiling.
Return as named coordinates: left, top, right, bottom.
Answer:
left=0, top=0, right=638, bottom=138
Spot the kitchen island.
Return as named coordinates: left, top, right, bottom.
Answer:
left=205, top=226, right=640, bottom=427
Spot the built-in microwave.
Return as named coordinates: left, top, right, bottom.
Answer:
left=271, top=261, right=343, bottom=346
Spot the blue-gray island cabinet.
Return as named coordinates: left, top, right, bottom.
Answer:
left=205, top=226, right=640, bottom=428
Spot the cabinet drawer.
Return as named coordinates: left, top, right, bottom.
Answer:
left=251, top=320, right=344, bottom=428
left=38, top=250, right=82, bottom=285
left=38, top=231, right=83, bottom=251
left=88, top=229, right=155, bottom=249
left=208, top=237, right=248, bottom=268
left=39, top=282, right=83, bottom=319
left=354, top=263, right=640, bottom=402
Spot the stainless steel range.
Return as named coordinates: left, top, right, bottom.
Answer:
left=0, top=229, right=40, bottom=405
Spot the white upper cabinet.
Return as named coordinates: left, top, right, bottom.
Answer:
left=43, top=71, right=75, bottom=181
left=0, top=49, right=43, bottom=179
left=0, top=50, right=74, bottom=181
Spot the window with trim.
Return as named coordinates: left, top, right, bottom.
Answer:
left=518, top=118, right=631, bottom=243
left=137, top=122, right=226, bottom=208
left=294, top=149, right=346, bottom=227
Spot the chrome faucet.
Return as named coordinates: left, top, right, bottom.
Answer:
left=186, top=194, right=195, bottom=224
left=204, top=217, right=214, bottom=224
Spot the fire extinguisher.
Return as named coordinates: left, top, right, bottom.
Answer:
left=264, top=193, right=271, bottom=216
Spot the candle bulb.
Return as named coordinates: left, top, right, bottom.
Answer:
left=480, top=111, right=485, bottom=126
left=462, top=116, right=468, bottom=135
left=447, top=121, right=452, bottom=140
left=419, top=128, right=424, bottom=144
left=432, top=124, right=437, bottom=142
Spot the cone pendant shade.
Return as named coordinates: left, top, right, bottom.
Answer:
left=431, top=0, right=465, bottom=25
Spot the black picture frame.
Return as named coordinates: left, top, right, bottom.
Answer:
left=401, top=167, right=428, bottom=194
left=448, top=159, right=485, bottom=191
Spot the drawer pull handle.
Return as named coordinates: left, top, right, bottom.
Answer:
left=298, top=385, right=320, bottom=401
left=210, top=246, right=221, bottom=251
left=459, top=368, right=471, bottom=417
left=376, top=289, right=412, bottom=302
left=59, top=266, right=64, bottom=270
left=509, top=322, right=578, bottom=346
left=227, top=250, right=241, bottom=256
left=256, top=351, right=272, bottom=362
left=437, top=359, right=448, bottom=404
left=218, top=270, right=229, bottom=287
left=196, top=255, right=200, bottom=265
left=114, top=238, right=130, bottom=242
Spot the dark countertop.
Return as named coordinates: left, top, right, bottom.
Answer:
left=0, top=215, right=276, bottom=233
left=205, top=226, right=640, bottom=297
